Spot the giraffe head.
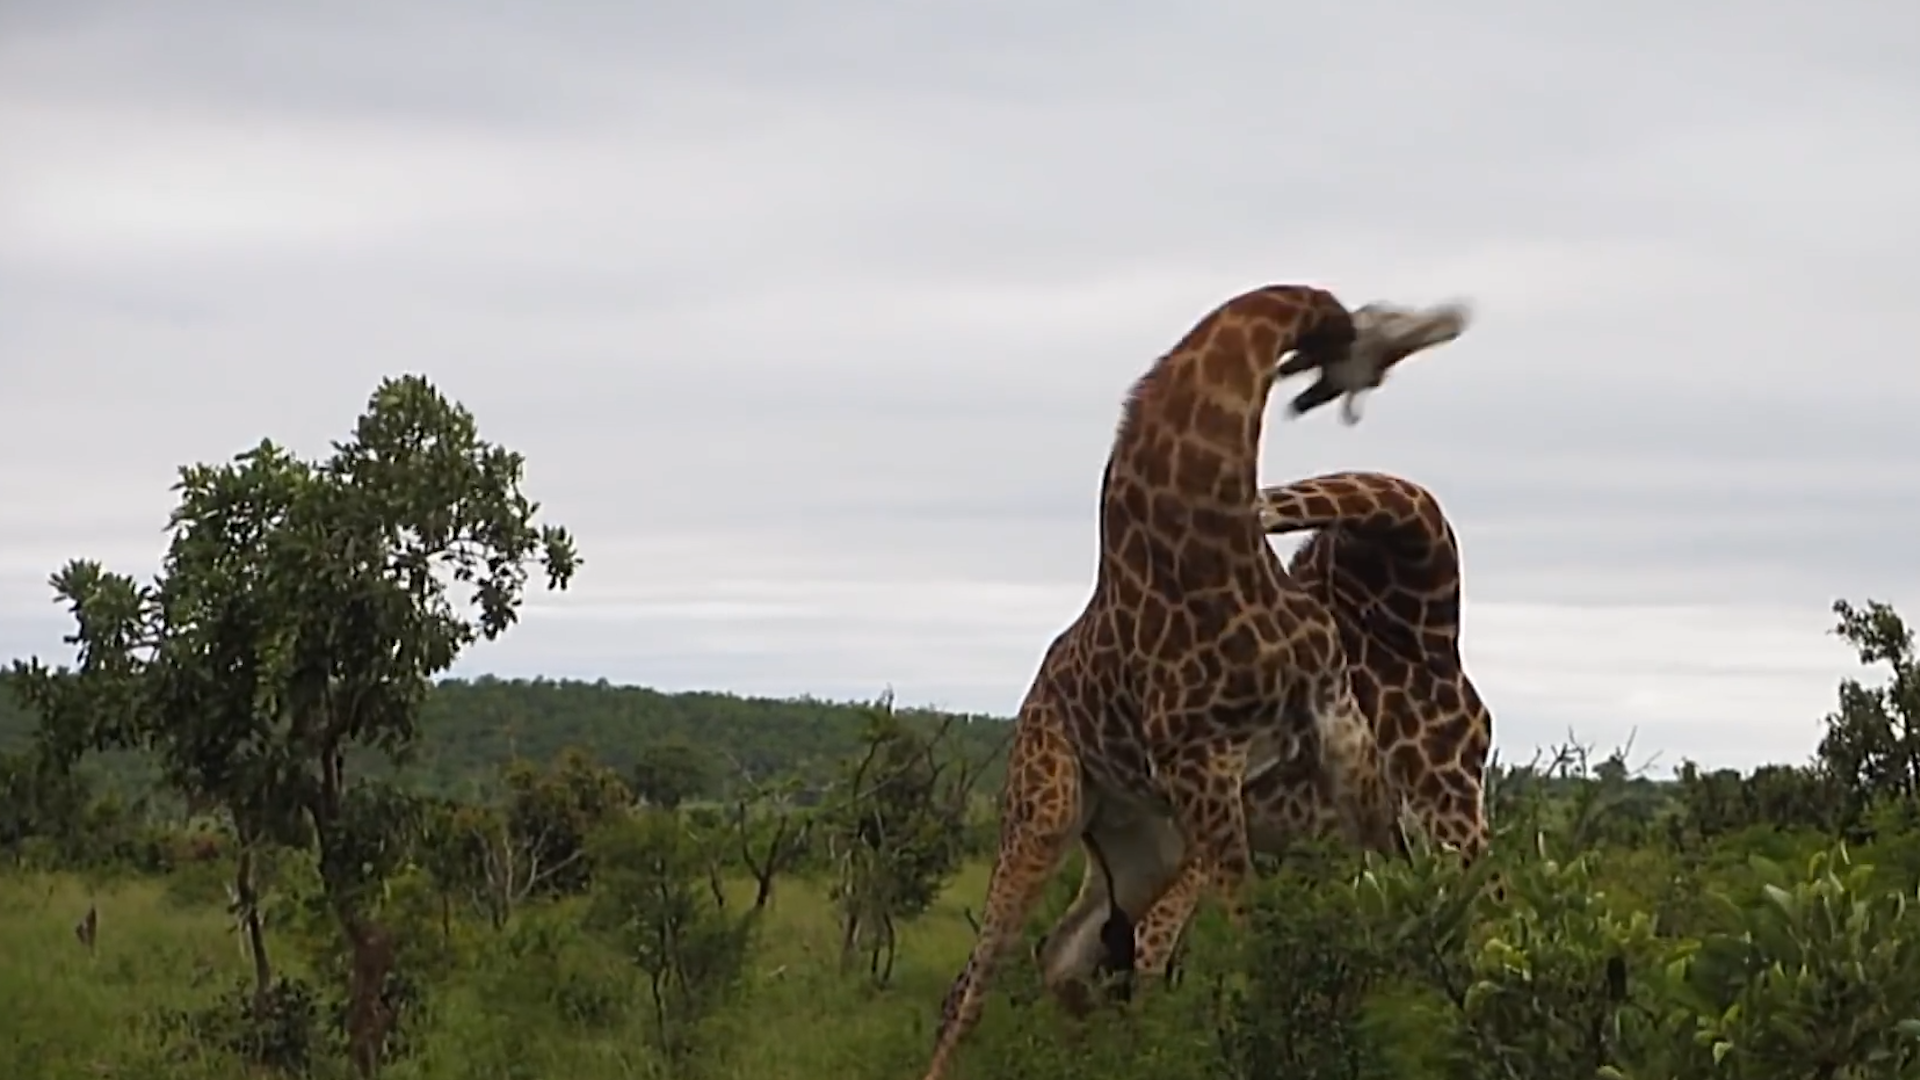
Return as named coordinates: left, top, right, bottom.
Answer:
left=1280, top=299, right=1472, bottom=424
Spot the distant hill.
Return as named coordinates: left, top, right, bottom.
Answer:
left=0, top=672, right=1014, bottom=799
left=0, top=669, right=1693, bottom=809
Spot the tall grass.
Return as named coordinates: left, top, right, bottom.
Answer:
left=0, top=863, right=1007, bottom=1080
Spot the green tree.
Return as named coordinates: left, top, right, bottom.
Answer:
left=0, top=748, right=92, bottom=866
left=1820, top=598, right=1920, bottom=826
left=8, top=375, right=577, bottom=1076
left=411, top=748, right=633, bottom=934
left=586, top=810, right=755, bottom=1076
left=1660, top=844, right=1920, bottom=1077
left=727, top=774, right=814, bottom=911
left=824, top=692, right=991, bottom=985
left=499, top=746, right=632, bottom=900
left=413, top=793, right=496, bottom=938
left=629, top=739, right=717, bottom=810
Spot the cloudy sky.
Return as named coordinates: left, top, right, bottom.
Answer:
left=3, top=1, right=1917, bottom=772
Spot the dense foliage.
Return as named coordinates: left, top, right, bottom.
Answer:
left=0, top=673, right=1017, bottom=801
left=4, top=376, right=1918, bottom=1079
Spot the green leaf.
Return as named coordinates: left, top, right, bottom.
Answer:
left=1764, top=1011, right=1813, bottom=1049
left=1747, top=853, right=1788, bottom=888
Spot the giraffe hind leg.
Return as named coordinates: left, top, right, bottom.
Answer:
left=924, top=723, right=1083, bottom=1080
left=1407, top=765, right=1489, bottom=861
left=1414, top=763, right=1502, bottom=898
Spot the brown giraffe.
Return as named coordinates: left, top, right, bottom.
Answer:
left=921, top=286, right=1471, bottom=1080
left=1034, top=469, right=1493, bottom=1003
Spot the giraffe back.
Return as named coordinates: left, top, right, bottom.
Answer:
left=1249, top=471, right=1493, bottom=847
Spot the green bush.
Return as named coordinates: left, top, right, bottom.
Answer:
left=1166, top=832, right=1920, bottom=1080
left=584, top=810, right=758, bottom=1076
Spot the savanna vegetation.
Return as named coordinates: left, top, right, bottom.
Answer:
left=4, top=375, right=1919, bottom=1079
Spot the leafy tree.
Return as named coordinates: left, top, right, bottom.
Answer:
left=499, top=747, right=632, bottom=900
left=414, top=794, right=496, bottom=938
left=1674, top=760, right=1752, bottom=842
left=728, top=775, right=814, bottom=911
left=1820, top=598, right=1920, bottom=825
left=7, top=375, right=577, bottom=1075
left=0, top=668, right=1019, bottom=804
left=629, top=739, right=717, bottom=810
left=0, top=748, right=92, bottom=865
left=413, top=748, right=631, bottom=932
left=586, top=810, right=755, bottom=1076
left=1659, top=844, right=1920, bottom=1077
left=823, top=691, right=994, bottom=985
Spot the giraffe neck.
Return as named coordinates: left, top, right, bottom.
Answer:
left=1099, top=285, right=1352, bottom=572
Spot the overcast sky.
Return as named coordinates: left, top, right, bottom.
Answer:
left=3, top=1, right=1917, bottom=772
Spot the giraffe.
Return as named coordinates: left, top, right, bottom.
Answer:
left=921, top=285, right=1472, bottom=1080
left=1033, top=469, right=1494, bottom=1004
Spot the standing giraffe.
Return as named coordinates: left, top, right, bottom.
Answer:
left=1033, top=469, right=1494, bottom=1002
left=921, top=286, right=1471, bottom=1080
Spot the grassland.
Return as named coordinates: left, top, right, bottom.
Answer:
left=0, top=863, right=1011, bottom=1080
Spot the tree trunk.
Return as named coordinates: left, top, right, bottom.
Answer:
left=838, top=910, right=860, bottom=971
left=342, top=912, right=396, bottom=1079
left=235, top=848, right=274, bottom=1014
left=878, top=917, right=897, bottom=986
left=310, top=745, right=397, bottom=1078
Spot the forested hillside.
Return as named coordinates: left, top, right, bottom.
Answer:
left=0, top=671, right=1014, bottom=799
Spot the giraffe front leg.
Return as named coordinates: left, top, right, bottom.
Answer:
left=1046, top=829, right=1204, bottom=1012
left=924, top=722, right=1082, bottom=1080
left=1034, top=807, right=1186, bottom=1015
left=1133, top=856, right=1207, bottom=982
left=1154, top=739, right=1255, bottom=932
